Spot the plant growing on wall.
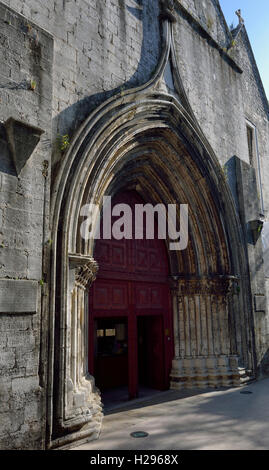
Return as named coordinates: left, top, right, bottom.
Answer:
left=30, top=79, right=37, bottom=91
left=207, top=16, right=214, bottom=31
left=57, top=134, right=70, bottom=153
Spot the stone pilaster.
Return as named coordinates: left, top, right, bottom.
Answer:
left=53, top=255, right=102, bottom=447
left=170, top=277, right=243, bottom=389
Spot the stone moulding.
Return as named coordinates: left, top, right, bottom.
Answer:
left=48, top=7, right=254, bottom=449
left=170, top=355, right=242, bottom=389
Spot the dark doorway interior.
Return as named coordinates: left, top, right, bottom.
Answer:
left=94, top=317, right=128, bottom=391
left=137, top=315, right=165, bottom=390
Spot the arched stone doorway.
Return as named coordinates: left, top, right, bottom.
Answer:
left=48, top=113, right=254, bottom=448
left=46, top=11, right=257, bottom=449
left=89, top=190, right=173, bottom=401
left=48, top=25, right=255, bottom=443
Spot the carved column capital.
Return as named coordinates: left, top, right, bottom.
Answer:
left=69, top=254, right=99, bottom=290
left=176, top=276, right=239, bottom=296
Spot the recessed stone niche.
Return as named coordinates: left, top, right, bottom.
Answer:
left=4, top=117, right=44, bottom=175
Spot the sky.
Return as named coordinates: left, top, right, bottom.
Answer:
left=219, top=0, right=269, bottom=99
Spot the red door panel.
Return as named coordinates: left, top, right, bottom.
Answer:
left=147, top=316, right=165, bottom=390
left=89, top=190, right=173, bottom=397
left=92, top=280, right=128, bottom=311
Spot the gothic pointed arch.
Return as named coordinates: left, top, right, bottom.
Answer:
left=47, top=8, right=254, bottom=448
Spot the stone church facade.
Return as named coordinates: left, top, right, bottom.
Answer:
left=0, top=0, right=269, bottom=450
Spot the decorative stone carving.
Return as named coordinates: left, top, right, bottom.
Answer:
left=69, top=254, right=99, bottom=290
left=177, top=276, right=238, bottom=296
left=75, top=259, right=99, bottom=290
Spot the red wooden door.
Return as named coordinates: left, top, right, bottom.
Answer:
left=148, top=316, right=165, bottom=390
left=89, top=190, right=173, bottom=399
left=137, top=315, right=165, bottom=391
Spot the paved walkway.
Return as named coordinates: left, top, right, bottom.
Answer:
left=73, top=378, right=269, bottom=450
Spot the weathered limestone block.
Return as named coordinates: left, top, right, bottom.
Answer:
left=0, top=279, right=38, bottom=313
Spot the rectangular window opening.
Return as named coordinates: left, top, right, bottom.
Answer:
left=245, top=119, right=264, bottom=215
left=247, top=125, right=254, bottom=165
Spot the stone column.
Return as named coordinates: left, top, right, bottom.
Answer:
left=170, top=277, right=242, bottom=389
left=54, top=255, right=103, bottom=446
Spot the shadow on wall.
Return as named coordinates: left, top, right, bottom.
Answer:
left=262, top=222, right=269, bottom=277
left=0, top=123, right=17, bottom=176
left=260, top=349, right=269, bottom=376
left=52, top=0, right=161, bottom=172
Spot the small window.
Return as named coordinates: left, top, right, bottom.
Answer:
left=105, top=328, right=116, bottom=337
left=246, top=125, right=254, bottom=165
left=245, top=119, right=264, bottom=215
left=96, top=320, right=127, bottom=357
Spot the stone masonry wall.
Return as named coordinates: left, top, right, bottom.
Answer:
left=231, top=27, right=269, bottom=373
left=174, top=3, right=249, bottom=167
left=0, top=3, right=53, bottom=449
left=179, top=0, right=230, bottom=47
left=0, top=0, right=161, bottom=171
left=232, top=28, right=269, bottom=218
